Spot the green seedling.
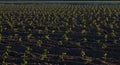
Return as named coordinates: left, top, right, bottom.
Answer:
left=102, top=44, right=107, bottom=49
left=84, top=57, right=92, bottom=64
left=81, top=50, right=86, bottom=57
left=27, top=34, right=32, bottom=40
left=63, top=34, right=69, bottom=41
left=41, top=49, right=48, bottom=60
left=2, top=46, right=12, bottom=65
left=52, top=30, right=55, bottom=33
left=21, top=46, right=32, bottom=65
left=37, top=40, right=43, bottom=46
left=102, top=52, right=107, bottom=59
left=58, top=41, right=63, bottom=45
left=45, top=34, right=50, bottom=40
left=81, top=29, right=86, bottom=34
left=76, top=42, right=80, bottom=47
left=0, top=34, right=2, bottom=42
left=59, top=52, right=67, bottom=61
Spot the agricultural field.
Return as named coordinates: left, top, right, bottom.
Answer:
left=0, top=4, right=120, bottom=65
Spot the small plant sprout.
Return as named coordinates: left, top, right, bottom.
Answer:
left=0, top=33, right=2, bottom=42
left=19, top=37, right=22, bottom=42
left=81, top=29, right=86, bottom=34
left=37, top=40, right=43, bottom=46
left=58, top=41, right=63, bottom=45
left=102, top=52, right=107, bottom=59
left=0, top=21, right=2, bottom=31
left=14, top=34, right=18, bottom=37
left=27, top=34, right=32, bottom=40
left=26, top=46, right=32, bottom=53
left=83, top=37, right=87, bottom=42
left=41, top=49, right=48, bottom=60
left=57, top=27, right=60, bottom=31
left=97, top=31, right=101, bottom=36
left=2, top=46, right=12, bottom=65
left=111, top=30, right=116, bottom=37
left=96, top=25, right=101, bottom=31
left=28, top=28, right=31, bottom=31
left=105, top=17, right=109, bottom=22
left=52, top=30, right=55, bottom=33
left=65, top=28, right=71, bottom=34
left=96, top=39, right=101, bottom=44
left=38, top=30, right=42, bottom=34
left=84, top=57, right=92, bottom=64
left=76, top=42, right=80, bottom=47
left=14, top=28, right=18, bottom=32
left=63, top=34, right=69, bottom=41
left=81, top=50, right=86, bottom=57
left=113, top=40, right=117, bottom=44
left=7, top=21, right=13, bottom=29
left=21, top=46, right=32, bottom=65
left=102, top=44, right=107, bottom=49
left=21, top=53, right=28, bottom=65
left=109, top=23, right=113, bottom=29
left=83, top=24, right=86, bottom=28
left=59, top=52, right=67, bottom=61
left=45, top=34, right=50, bottom=40
left=45, top=27, right=48, bottom=31
left=104, top=34, right=108, bottom=41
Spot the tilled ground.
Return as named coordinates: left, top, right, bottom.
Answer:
left=0, top=4, right=120, bottom=65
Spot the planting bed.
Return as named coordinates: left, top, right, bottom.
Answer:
left=0, top=4, right=120, bottom=65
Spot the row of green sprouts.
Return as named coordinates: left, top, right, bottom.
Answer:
left=1, top=45, right=108, bottom=65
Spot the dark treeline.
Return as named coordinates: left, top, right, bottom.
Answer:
left=0, top=0, right=120, bottom=1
